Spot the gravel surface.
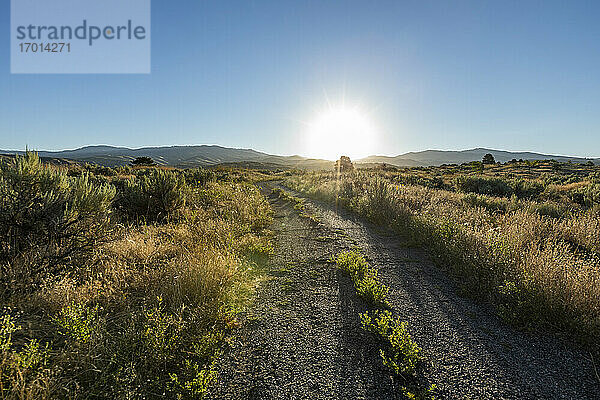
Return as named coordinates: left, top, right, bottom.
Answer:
left=208, top=182, right=600, bottom=399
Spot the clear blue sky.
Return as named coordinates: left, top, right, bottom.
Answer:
left=1, top=1, right=600, bottom=158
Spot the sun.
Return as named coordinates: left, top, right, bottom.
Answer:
left=305, top=106, right=377, bottom=161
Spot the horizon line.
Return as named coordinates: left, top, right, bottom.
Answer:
left=1, top=143, right=598, bottom=161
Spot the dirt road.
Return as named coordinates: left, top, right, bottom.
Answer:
left=207, top=182, right=599, bottom=399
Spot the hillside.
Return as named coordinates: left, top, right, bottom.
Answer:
left=358, top=148, right=598, bottom=167
left=0, top=145, right=333, bottom=170
left=2, top=145, right=598, bottom=170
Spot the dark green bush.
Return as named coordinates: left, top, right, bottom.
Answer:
left=462, top=193, right=509, bottom=213
left=455, top=176, right=513, bottom=197
left=114, top=169, right=188, bottom=222
left=455, top=176, right=545, bottom=199
left=511, top=179, right=545, bottom=199
left=528, top=202, right=565, bottom=218
left=100, top=166, right=117, bottom=176
left=396, top=174, right=447, bottom=189
left=571, top=183, right=600, bottom=207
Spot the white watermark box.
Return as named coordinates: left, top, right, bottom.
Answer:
left=11, top=0, right=151, bottom=74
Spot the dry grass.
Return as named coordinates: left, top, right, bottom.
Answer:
left=0, top=156, right=273, bottom=399
left=286, top=170, right=600, bottom=352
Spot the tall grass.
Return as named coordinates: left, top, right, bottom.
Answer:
left=0, top=153, right=273, bottom=399
left=286, top=171, right=600, bottom=352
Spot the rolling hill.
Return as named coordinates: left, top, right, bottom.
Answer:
left=0, top=145, right=333, bottom=170
left=357, top=148, right=598, bottom=167
left=1, top=145, right=597, bottom=169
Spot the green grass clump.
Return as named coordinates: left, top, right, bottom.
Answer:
left=360, top=310, right=435, bottom=399
left=334, top=251, right=389, bottom=306
left=54, top=302, right=100, bottom=345
left=272, top=187, right=306, bottom=210
left=332, top=250, right=431, bottom=395
left=360, top=310, right=421, bottom=376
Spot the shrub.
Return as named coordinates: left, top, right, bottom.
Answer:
left=527, top=202, right=565, bottom=218
left=131, top=156, right=155, bottom=167
left=87, top=165, right=117, bottom=177
left=455, top=176, right=512, bottom=197
left=184, top=168, right=216, bottom=187
left=114, top=169, right=187, bottom=222
left=116, top=165, right=132, bottom=175
left=511, top=179, right=545, bottom=199
left=54, top=302, right=100, bottom=345
left=570, top=182, right=600, bottom=207
left=462, top=193, right=509, bottom=214
left=455, top=176, right=545, bottom=199
left=0, top=153, right=115, bottom=290
left=356, top=178, right=397, bottom=223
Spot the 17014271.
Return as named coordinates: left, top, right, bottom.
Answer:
left=19, top=42, right=71, bottom=53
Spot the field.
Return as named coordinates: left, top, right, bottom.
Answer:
left=1, top=153, right=599, bottom=399
left=0, top=153, right=273, bottom=399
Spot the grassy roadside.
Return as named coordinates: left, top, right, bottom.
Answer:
left=285, top=171, right=600, bottom=355
left=0, top=153, right=273, bottom=399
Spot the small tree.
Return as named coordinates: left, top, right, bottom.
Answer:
left=335, top=156, right=354, bottom=173
left=131, top=156, right=155, bottom=167
left=482, top=153, right=495, bottom=165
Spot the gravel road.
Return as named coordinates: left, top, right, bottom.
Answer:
left=207, top=182, right=600, bottom=399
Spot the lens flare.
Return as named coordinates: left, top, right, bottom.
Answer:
left=306, top=106, right=377, bottom=161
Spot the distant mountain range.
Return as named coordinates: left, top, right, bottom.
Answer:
left=0, top=145, right=333, bottom=170
left=0, top=145, right=597, bottom=169
left=357, top=148, right=599, bottom=167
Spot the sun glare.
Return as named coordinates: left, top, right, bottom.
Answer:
left=306, top=106, right=377, bottom=161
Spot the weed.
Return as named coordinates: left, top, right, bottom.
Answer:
left=1, top=311, right=51, bottom=399
left=169, top=358, right=217, bottom=399
left=272, top=187, right=305, bottom=209
left=334, top=251, right=389, bottom=306
left=54, top=302, right=100, bottom=345
left=400, top=384, right=437, bottom=400
left=360, top=310, right=421, bottom=376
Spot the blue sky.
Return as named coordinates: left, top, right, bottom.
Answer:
left=1, top=1, right=600, bottom=158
